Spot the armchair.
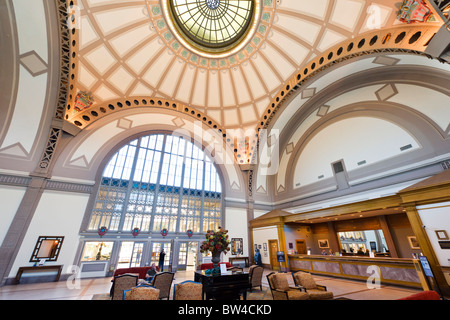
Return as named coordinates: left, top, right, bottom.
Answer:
left=266, top=272, right=310, bottom=300
left=292, top=271, right=334, bottom=300
left=150, top=271, right=175, bottom=300
left=173, top=280, right=203, bottom=300
left=248, top=265, right=264, bottom=292
left=110, top=274, right=138, bottom=300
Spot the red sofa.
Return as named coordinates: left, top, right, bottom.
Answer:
left=113, top=266, right=158, bottom=279
left=200, top=262, right=232, bottom=270
left=398, top=290, right=441, bottom=300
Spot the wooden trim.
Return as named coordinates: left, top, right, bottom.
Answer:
left=283, top=195, right=403, bottom=223
left=378, top=215, right=399, bottom=258
left=276, top=223, right=288, bottom=269
left=403, top=205, right=450, bottom=295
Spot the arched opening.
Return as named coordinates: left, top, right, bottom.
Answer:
left=80, top=132, right=223, bottom=273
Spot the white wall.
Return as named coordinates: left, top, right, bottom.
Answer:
left=253, top=209, right=269, bottom=219
left=252, top=226, right=278, bottom=265
left=417, top=201, right=450, bottom=268
left=284, top=225, right=314, bottom=253
left=9, top=190, right=90, bottom=278
left=0, top=185, right=26, bottom=246
left=224, top=207, right=249, bottom=262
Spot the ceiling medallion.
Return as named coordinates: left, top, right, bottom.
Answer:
left=162, top=0, right=261, bottom=58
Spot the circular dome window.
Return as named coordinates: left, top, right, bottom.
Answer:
left=164, top=0, right=259, bottom=57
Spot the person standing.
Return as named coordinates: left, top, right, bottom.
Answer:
left=158, top=249, right=165, bottom=272
left=254, top=249, right=262, bottom=266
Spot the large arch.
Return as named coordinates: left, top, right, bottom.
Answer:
left=252, top=52, right=450, bottom=205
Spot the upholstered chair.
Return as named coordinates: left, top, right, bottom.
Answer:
left=248, top=265, right=264, bottom=291
left=123, top=286, right=160, bottom=300
left=150, top=272, right=175, bottom=300
left=173, top=281, right=203, bottom=300
left=266, top=272, right=310, bottom=300
left=111, top=274, right=138, bottom=300
left=292, top=271, right=334, bottom=300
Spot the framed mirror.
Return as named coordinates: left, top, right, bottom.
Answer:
left=231, top=238, right=243, bottom=255
left=30, top=236, right=64, bottom=262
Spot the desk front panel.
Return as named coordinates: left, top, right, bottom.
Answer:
left=289, top=255, right=421, bottom=288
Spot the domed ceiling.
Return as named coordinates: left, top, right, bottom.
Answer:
left=65, top=0, right=446, bottom=162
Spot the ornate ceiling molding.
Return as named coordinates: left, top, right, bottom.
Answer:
left=57, top=1, right=448, bottom=166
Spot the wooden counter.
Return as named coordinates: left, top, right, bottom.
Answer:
left=288, top=254, right=422, bottom=288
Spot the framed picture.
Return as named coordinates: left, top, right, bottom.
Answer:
left=408, top=236, right=420, bottom=249
left=231, top=238, right=243, bottom=255
left=318, top=239, right=329, bottom=248
left=263, top=243, right=267, bottom=251
left=435, top=230, right=449, bottom=240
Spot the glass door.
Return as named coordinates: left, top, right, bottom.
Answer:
left=177, top=241, right=198, bottom=270
left=117, top=241, right=145, bottom=268
left=150, top=242, right=171, bottom=271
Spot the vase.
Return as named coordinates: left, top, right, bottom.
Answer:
left=211, top=251, right=221, bottom=269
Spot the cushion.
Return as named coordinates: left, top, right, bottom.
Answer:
left=200, top=262, right=232, bottom=270
left=308, top=289, right=334, bottom=300
left=124, top=287, right=160, bottom=300
left=174, top=282, right=203, bottom=300
left=287, top=289, right=310, bottom=300
left=272, top=273, right=290, bottom=291
left=295, top=272, right=317, bottom=290
left=398, top=290, right=440, bottom=300
left=114, top=267, right=152, bottom=279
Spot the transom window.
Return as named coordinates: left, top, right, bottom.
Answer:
left=87, top=134, right=222, bottom=235
left=169, top=0, right=254, bottom=49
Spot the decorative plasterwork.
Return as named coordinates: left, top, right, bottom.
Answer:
left=59, top=0, right=446, bottom=166
left=155, top=0, right=270, bottom=64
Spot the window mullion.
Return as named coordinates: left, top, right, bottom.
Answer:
left=175, top=138, right=188, bottom=233
left=150, top=134, right=167, bottom=233
left=117, top=138, right=142, bottom=232
left=200, top=155, right=206, bottom=233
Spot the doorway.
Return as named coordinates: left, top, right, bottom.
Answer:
left=178, top=242, right=198, bottom=271
left=268, top=239, right=279, bottom=270
left=296, top=239, right=307, bottom=254
left=117, top=242, right=145, bottom=269
left=150, top=242, right=171, bottom=271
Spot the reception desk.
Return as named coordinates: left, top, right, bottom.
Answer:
left=288, top=254, right=422, bottom=288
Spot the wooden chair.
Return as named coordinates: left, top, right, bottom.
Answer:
left=110, top=274, right=138, bottom=300
left=150, top=272, right=175, bottom=300
left=173, top=281, right=203, bottom=300
left=292, top=271, right=334, bottom=300
left=266, top=272, right=310, bottom=300
left=248, top=265, right=264, bottom=291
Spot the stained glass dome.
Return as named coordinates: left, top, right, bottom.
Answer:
left=168, top=0, right=255, bottom=52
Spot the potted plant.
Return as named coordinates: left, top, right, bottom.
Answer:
left=200, top=227, right=231, bottom=269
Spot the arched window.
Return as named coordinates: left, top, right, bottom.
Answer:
left=87, top=133, right=222, bottom=235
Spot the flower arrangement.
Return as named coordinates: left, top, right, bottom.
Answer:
left=200, top=227, right=231, bottom=254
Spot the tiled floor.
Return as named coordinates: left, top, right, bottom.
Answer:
left=0, top=268, right=424, bottom=300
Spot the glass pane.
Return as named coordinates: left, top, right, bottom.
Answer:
left=337, top=230, right=389, bottom=256
left=179, top=242, right=187, bottom=265
left=170, top=0, right=254, bottom=47
left=88, top=133, right=223, bottom=236
left=81, top=242, right=114, bottom=261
